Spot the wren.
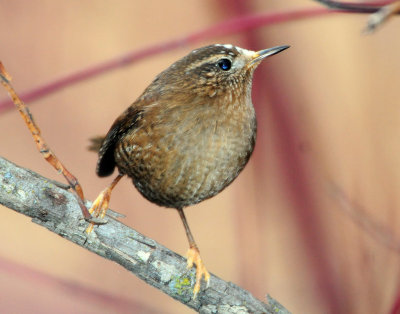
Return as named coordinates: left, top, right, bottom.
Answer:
left=88, top=44, right=289, bottom=298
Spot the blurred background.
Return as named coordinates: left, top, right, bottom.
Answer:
left=1, top=1, right=400, bottom=313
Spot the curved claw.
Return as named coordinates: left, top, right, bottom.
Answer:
left=186, top=246, right=210, bottom=299
left=85, top=217, right=108, bottom=225
left=85, top=189, right=111, bottom=233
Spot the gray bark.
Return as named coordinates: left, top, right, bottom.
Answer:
left=0, top=156, right=290, bottom=314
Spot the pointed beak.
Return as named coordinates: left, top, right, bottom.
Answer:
left=248, top=45, right=290, bottom=66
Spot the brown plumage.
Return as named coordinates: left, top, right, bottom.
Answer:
left=88, top=44, right=289, bottom=298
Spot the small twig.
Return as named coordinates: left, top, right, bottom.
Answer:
left=364, top=0, right=400, bottom=33
left=0, top=7, right=334, bottom=113
left=0, top=156, right=290, bottom=314
left=0, top=62, right=93, bottom=222
left=313, top=1, right=400, bottom=33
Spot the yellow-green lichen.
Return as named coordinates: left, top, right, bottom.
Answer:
left=170, top=275, right=192, bottom=295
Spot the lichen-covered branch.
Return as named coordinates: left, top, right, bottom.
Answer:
left=0, top=156, right=290, bottom=314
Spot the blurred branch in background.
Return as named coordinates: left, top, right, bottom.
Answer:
left=364, top=1, right=400, bottom=33
left=0, top=3, right=396, bottom=114
left=312, top=0, right=400, bottom=32
left=331, top=182, right=400, bottom=252
left=0, top=7, right=333, bottom=113
left=312, top=0, right=397, bottom=13
left=0, top=0, right=399, bottom=113
left=0, top=156, right=290, bottom=314
left=0, top=255, right=160, bottom=313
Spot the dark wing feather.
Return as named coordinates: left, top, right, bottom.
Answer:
left=96, top=107, right=143, bottom=177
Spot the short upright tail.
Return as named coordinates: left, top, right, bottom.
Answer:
left=88, top=136, right=106, bottom=152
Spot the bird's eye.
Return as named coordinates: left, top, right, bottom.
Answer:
left=217, top=58, right=232, bottom=71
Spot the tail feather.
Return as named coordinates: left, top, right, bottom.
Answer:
left=88, top=136, right=105, bottom=152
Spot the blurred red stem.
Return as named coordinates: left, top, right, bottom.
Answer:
left=0, top=7, right=335, bottom=113
left=390, top=292, right=400, bottom=314
left=0, top=255, right=156, bottom=312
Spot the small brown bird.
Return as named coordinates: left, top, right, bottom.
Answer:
left=88, top=44, right=289, bottom=297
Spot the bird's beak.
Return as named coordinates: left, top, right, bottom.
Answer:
left=248, top=45, right=290, bottom=67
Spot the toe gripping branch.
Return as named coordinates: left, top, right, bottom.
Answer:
left=85, top=174, right=123, bottom=233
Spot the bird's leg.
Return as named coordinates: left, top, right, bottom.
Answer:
left=177, top=207, right=210, bottom=299
left=86, top=174, right=123, bottom=233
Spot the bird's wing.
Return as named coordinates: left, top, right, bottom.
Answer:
left=96, top=106, right=143, bottom=177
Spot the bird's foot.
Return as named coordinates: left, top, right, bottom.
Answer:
left=85, top=188, right=111, bottom=234
left=186, top=246, right=210, bottom=299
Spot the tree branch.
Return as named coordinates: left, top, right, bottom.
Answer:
left=0, top=156, right=290, bottom=314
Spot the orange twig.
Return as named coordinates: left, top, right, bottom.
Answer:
left=0, top=62, right=93, bottom=221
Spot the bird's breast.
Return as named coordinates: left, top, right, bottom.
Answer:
left=114, top=101, right=256, bottom=208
